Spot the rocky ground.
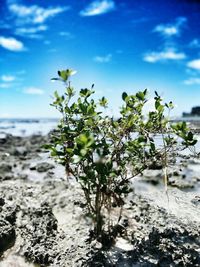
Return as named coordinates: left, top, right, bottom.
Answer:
left=0, top=133, right=200, bottom=267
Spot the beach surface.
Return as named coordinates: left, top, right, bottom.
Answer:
left=0, top=123, right=200, bottom=266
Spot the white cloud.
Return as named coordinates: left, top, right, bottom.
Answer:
left=80, top=0, right=115, bottom=16
left=15, top=25, right=47, bottom=39
left=143, top=49, right=186, bottom=63
left=9, top=4, right=69, bottom=24
left=94, top=54, right=112, bottom=63
left=183, top=78, right=200, bottom=85
left=176, top=17, right=187, bottom=26
left=187, top=59, right=200, bottom=70
left=154, top=17, right=187, bottom=37
left=0, top=83, right=12, bottom=88
left=189, top=39, right=200, bottom=48
left=1, top=75, right=15, bottom=82
left=154, top=25, right=178, bottom=36
left=0, top=36, right=25, bottom=51
left=59, top=31, right=74, bottom=39
left=23, top=87, right=44, bottom=95
left=16, top=25, right=47, bottom=34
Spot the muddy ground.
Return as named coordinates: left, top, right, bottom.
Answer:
left=0, top=133, right=199, bottom=266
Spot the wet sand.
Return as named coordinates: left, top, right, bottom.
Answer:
left=0, top=133, right=200, bottom=266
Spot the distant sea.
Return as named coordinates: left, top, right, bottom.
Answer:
left=0, top=116, right=200, bottom=137
left=0, top=118, right=58, bottom=136
left=172, top=116, right=200, bottom=122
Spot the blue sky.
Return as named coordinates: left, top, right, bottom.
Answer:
left=0, top=0, right=200, bottom=118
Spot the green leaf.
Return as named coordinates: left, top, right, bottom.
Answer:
left=72, top=155, right=82, bottom=163
left=155, top=99, right=161, bottom=110
left=122, top=92, right=128, bottom=101
left=54, top=90, right=59, bottom=99
left=58, top=69, right=77, bottom=82
left=51, top=78, right=61, bottom=81
left=138, top=136, right=147, bottom=143
left=42, top=144, right=53, bottom=149
left=187, top=131, right=193, bottom=141
left=157, top=104, right=164, bottom=113
left=65, top=148, right=74, bottom=154
left=150, top=141, right=156, bottom=152
left=80, top=88, right=94, bottom=98
left=136, top=91, right=145, bottom=101
left=143, top=88, right=147, bottom=95
left=191, top=140, right=197, bottom=146
left=155, top=91, right=158, bottom=97
left=66, top=86, right=75, bottom=97
left=99, top=96, right=108, bottom=107
left=76, top=132, right=94, bottom=147
left=165, top=103, right=169, bottom=108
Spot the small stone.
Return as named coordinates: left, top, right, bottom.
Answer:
left=0, top=198, right=5, bottom=206
left=0, top=219, right=16, bottom=254
left=135, top=215, right=140, bottom=222
left=30, top=162, right=55, bottom=172
left=0, top=163, right=12, bottom=173
left=191, top=196, right=200, bottom=206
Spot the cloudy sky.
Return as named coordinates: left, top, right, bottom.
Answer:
left=0, top=0, right=200, bottom=117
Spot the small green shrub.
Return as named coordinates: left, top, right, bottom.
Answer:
left=46, top=69, right=197, bottom=239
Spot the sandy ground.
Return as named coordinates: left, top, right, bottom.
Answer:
left=0, top=133, right=200, bottom=267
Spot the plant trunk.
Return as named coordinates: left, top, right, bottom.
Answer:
left=95, top=185, right=103, bottom=237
